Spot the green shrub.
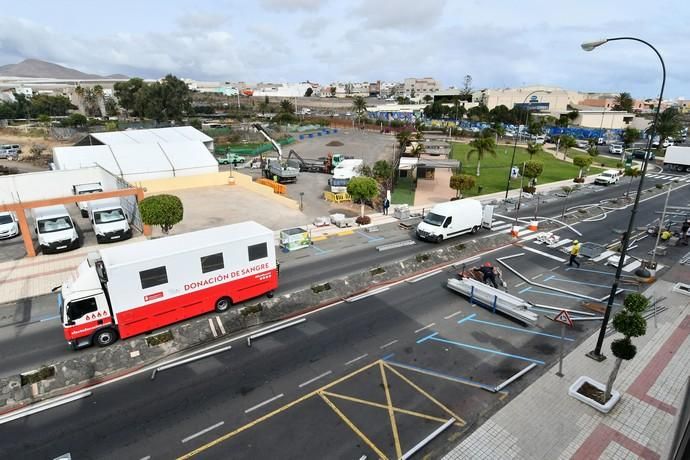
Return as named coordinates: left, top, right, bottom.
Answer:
left=241, top=304, right=263, bottom=316
left=139, top=194, right=184, bottom=234
left=146, top=330, right=173, bottom=347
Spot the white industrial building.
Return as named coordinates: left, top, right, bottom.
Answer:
left=54, top=127, right=218, bottom=182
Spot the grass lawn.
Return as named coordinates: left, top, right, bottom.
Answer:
left=391, top=176, right=415, bottom=205
left=451, top=143, right=602, bottom=197
left=565, top=148, right=622, bottom=169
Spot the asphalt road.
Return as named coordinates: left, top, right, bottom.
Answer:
left=1, top=171, right=687, bottom=378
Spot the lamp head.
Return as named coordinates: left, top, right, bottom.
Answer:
left=581, top=39, right=608, bottom=51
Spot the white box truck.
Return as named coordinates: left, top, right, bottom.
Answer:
left=88, top=198, right=133, bottom=243
left=416, top=199, right=492, bottom=243
left=329, top=159, right=364, bottom=193
left=59, top=221, right=278, bottom=349
left=32, top=205, right=81, bottom=253
left=663, top=146, right=690, bottom=172
left=73, top=182, right=103, bottom=217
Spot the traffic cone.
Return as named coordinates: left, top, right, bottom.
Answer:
left=528, top=220, right=538, bottom=231
left=510, top=225, right=520, bottom=237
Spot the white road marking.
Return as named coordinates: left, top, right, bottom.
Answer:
left=414, top=323, right=436, bottom=334
left=215, top=316, right=226, bottom=335
left=623, top=260, right=642, bottom=272
left=344, top=354, right=368, bottom=366
left=298, top=371, right=332, bottom=388
left=523, top=246, right=567, bottom=262
left=407, top=269, right=442, bottom=283
left=380, top=339, right=399, bottom=349
left=514, top=281, right=526, bottom=288
left=181, top=421, right=225, bottom=443
left=345, top=287, right=390, bottom=302
left=208, top=318, right=218, bottom=338
left=521, top=232, right=542, bottom=241
left=548, top=238, right=572, bottom=248
left=492, top=223, right=512, bottom=231
left=139, top=456, right=151, bottom=460
left=531, top=273, right=543, bottom=280
left=443, top=311, right=463, bottom=320
left=592, top=250, right=616, bottom=262
left=245, top=394, right=285, bottom=414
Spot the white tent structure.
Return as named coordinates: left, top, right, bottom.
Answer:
left=77, top=126, right=214, bottom=151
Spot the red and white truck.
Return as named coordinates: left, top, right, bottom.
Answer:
left=59, top=221, right=278, bottom=349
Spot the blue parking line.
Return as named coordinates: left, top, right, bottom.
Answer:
left=428, top=336, right=545, bottom=365
left=367, top=238, right=385, bottom=243
left=519, top=286, right=532, bottom=294
left=457, top=313, right=477, bottom=324
left=384, top=360, right=496, bottom=392
left=564, top=267, right=637, bottom=278
left=357, top=231, right=384, bottom=242
left=38, top=314, right=60, bottom=322
left=464, top=317, right=574, bottom=341
left=310, top=245, right=332, bottom=255
left=382, top=353, right=395, bottom=361
left=416, top=331, right=439, bottom=344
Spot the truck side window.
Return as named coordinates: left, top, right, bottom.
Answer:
left=201, top=253, right=224, bottom=273
left=67, top=297, right=98, bottom=321
left=248, top=242, right=268, bottom=261
left=140, top=266, right=168, bottom=289
left=443, top=216, right=452, bottom=228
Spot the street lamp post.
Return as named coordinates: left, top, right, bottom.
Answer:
left=504, top=90, right=550, bottom=200
left=582, top=37, right=666, bottom=361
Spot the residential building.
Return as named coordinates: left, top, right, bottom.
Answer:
left=572, top=110, right=635, bottom=130
left=403, top=78, right=441, bottom=100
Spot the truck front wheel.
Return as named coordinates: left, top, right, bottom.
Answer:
left=93, top=328, right=118, bottom=347
left=215, top=296, right=232, bottom=313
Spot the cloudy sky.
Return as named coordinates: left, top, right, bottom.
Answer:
left=2, top=0, right=688, bottom=99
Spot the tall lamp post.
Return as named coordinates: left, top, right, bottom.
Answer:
left=504, top=90, right=551, bottom=200
left=582, top=37, right=666, bottom=361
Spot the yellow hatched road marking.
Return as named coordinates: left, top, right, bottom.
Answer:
left=383, top=362, right=466, bottom=427
left=319, top=392, right=388, bottom=460
left=322, top=390, right=455, bottom=425
left=176, top=360, right=380, bottom=459
left=380, top=362, right=402, bottom=459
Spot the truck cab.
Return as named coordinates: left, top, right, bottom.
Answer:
left=32, top=205, right=81, bottom=253
left=73, top=182, right=103, bottom=217
left=88, top=198, right=132, bottom=243
left=60, top=257, right=116, bottom=348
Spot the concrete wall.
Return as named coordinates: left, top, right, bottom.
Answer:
left=0, top=166, right=121, bottom=204
left=134, top=171, right=234, bottom=194
left=233, top=172, right=300, bottom=210
left=575, top=111, right=634, bottom=129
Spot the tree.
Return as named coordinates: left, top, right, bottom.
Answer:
left=38, top=114, right=51, bottom=126
left=422, top=95, right=433, bottom=104
left=396, top=130, right=413, bottom=153
left=612, top=92, right=634, bottom=112
left=526, top=142, right=542, bottom=160
left=449, top=174, right=476, bottom=198
left=561, top=135, right=577, bottom=159
left=279, top=99, right=295, bottom=114
left=158, top=74, right=192, bottom=121
left=409, top=142, right=424, bottom=159
left=189, top=118, right=202, bottom=130
left=139, top=194, right=184, bottom=234
left=604, top=293, right=649, bottom=402
left=61, top=113, right=87, bottom=127
left=104, top=96, right=119, bottom=117
left=351, top=96, right=367, bottom=127
left=304, top=87, right=313, bottom=97
left=114, top=78, right=145, bottom=118
left=573, top=155, right=593, bottom=178
left=624, top=167, right=640, bottom=197
left=588, top=145, right=599, bottom=158
left=347, top=176, right=379, bottom=217
left=330, top=86, right=337, bottom=97
left=467, top=104, right=489, bottom=122
left=654, top=107, right=683, bottom=150
left=466, top=132, right=497, bottom=176
left=621, top=127, right=640, bottom=149
left=459, top=75, right=473, bottom=101
left=372, top=160, right=393, bottom=188
left=520, top=161, right=544, bottom=188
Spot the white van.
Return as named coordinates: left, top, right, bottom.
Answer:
left=88, top=198, right=132, bottom=243
left=0, top=211, right=20, bottom=239
left=32, top=205, right=80, bottom=253
left=73, top=182, right=103, bottom=217
left=416, top=199, right=490, bottom=243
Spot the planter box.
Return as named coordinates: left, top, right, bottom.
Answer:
left=568, top=376, right=620, bottom=413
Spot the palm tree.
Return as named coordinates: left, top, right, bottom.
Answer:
left=466, top=132, right=497, bottom=177
left=612, top=92, right=634, bottom=112
left=653, top=107, right=683, bottom=150
left=624, top=167, right=640, bottom=197
left=423, top=95, right=433, bottom=104
left=526, top=142, right=542, bottom=159
left=351, top=96, right=367, bottom=127
left=410, top=142, right=424, bottom=159
left=492, top=123, right=505, bottom=142
left=93, top=84, right=105, bottom=117
left=561, top=135, right=577, bottom=159
left=396, top=130, right=413, bottom=153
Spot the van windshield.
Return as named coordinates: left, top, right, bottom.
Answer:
left=77, top=189, right=101, bottom=195
left=38, top=217, right=73, bottom=233
left=94, top=208, right=125, bottom=224
left=330, top=178, right=350, bottom=187
left=423, top=212, right=445, bottom=227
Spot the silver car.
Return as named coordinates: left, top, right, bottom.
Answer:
left=0, top=147, right=19, bottom=160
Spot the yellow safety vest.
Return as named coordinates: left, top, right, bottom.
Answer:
left=571, top=244, right=580, bottom=255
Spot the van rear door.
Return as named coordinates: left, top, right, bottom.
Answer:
left=482, top=205, right=494, bottom=229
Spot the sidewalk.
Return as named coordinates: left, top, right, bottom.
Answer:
left=443, top=269, right=690, bottom=460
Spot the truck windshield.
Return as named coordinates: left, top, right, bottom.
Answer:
left=57, top=292, right=64, bottom=322
left=94, top=209, right=125, bottom=224
left=38, top=217, right=73, bottom=233
left=77, top=189, right=102, bottom=195
left=423, top=212, right=445, bottom=227
left=331, top=178, right=350, bottom=187
left=0, top=214, right=13, bottom=224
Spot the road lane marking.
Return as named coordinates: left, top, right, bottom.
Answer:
left=319, top=392, right=388, bottom=459
left=208, top=318, right=218, bottom=338
left=382, top=353, right=395, bottom=361
left=416, top=332, right=439, bottom=344
left=384, top=360, right=494, bottom=392
left=344, top=354, right=368, bottom=366
left=531, top=273, right=543, bottom=280
left=443, top=311, right=462, bottom=320
left=522, top=246, right=567, bottom=262
left=215, top=317, right=226, bottom=335
left=245, top=394, right=284, bottom=414
left=428, top=336, right=545, bottom=365
left=345, top=287, right=390, bottom=302
left=380, top=339, right=398, bottom=349
left=457, top=313, right=476, bottom=325
left=181, top=422, right=225, bottom=443
left=514, top=282, right=526, bottom=288
left=380, top=362, right=403, bottom=459
left=462, top=317, right=575, bottom=341
left=298, top=371, right=332, bottom=388
left=407, top=269, right=442, bottom=283
left=548, top=238, right=572, bottom=248
left=414, top=323, right=436, bottom=334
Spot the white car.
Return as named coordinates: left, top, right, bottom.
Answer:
left=608, top=144, right=623, bottom=154
left=594, top=169, right=621, bottom=186
left=0, top=212, right=20, bottom=239
left=576, top=140, right=590, bottom=149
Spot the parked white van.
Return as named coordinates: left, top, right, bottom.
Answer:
left=0, top=211, right=20, bottom=239
left=416, top=199, right=490, bottom=243
left=88, top=198, right=132, bottom=243
left=73, top=182, right=103, bottom=217
left=32, top=205, right=80, bottom=253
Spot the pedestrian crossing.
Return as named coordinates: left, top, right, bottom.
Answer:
left=646, top=173, right=690, bottom=182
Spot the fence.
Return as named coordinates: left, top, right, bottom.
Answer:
left=255, top=178, right=286, bottom=195
left=214, top=137, right=295, bottom=156
left=323, top=191, right=351, bottom=203
left=297, top=128, right=338, bottom=140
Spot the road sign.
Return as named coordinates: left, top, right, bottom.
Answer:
left=553, top=310, right=574, bottom=327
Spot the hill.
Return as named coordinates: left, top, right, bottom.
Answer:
left=0, top=58, right=127, bottom=79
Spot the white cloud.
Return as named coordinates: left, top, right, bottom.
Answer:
left=259, top=0, right=324, bottom=12
left=176, top=12, right=229, bottom=30
left=351, top=0, right=447, bottom=30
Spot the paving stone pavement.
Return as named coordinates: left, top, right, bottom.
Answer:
left=443, top=279, right=690, bottom=460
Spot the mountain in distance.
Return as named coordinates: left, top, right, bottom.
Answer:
left=0, top=58, right=127, bottom=79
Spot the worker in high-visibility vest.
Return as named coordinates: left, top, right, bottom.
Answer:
left=569, top=240, right=581, bottom=268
